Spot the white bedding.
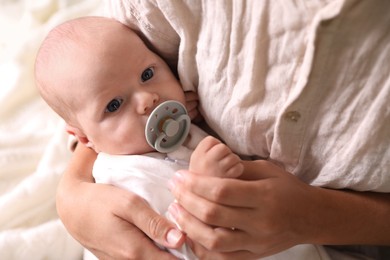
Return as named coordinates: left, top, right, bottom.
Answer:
left=0, top=0, right=103, bottom=259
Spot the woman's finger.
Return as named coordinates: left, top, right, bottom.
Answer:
left=168, top=202, right=251, bottom=253
left=94, top=224, right=178, bottom=260
left=113, top=189, right=186, bottom=249
left=171, top=170, right=262, bottom=208
left=169, top=179, right=254, bottom=229
left=190, top=240, right=259, bottom=260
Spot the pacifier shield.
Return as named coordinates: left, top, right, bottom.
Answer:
left=145, top=101, right=190, bottom=153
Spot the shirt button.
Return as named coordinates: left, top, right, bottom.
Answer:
left=284, top=111, right=301, bottom=122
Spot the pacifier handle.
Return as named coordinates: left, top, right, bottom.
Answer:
left=145, top=101, right=191, bottom=153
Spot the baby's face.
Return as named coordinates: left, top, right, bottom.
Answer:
left=61, top=29, right=186, bottom=155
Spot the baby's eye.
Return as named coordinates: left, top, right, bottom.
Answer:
left=105, top=98, right=123, bottom=113
left=141, top=67, right=154, bottom=82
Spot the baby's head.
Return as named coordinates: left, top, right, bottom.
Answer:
left=35, top=16, right=186, bottom=154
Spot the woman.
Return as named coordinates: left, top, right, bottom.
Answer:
left=57, top=0, right=390, bottom=259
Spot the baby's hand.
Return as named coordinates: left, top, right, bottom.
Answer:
left=190, top=136, right=243, bottom=178
left=184, top=91, right=203, bottom=123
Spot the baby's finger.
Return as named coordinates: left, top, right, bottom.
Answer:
left=207, top=141, right=236, bottom=163
left=196, top=136, right=222, bottom=153
left=185, top=100, right=198, bottom=111
left=187, top=107, right=200, bottom=121
left=184, top=91, right=199, bottom=102
left=223, top=159, right=244, bottom=178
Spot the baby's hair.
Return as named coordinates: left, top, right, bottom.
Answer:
left=35, top=16, right=123, bottom=123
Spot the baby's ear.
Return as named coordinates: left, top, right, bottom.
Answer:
left=65, top=124, right=89, bottom=145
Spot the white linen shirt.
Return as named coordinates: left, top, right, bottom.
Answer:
left=105, top=0, right=390, bottom=192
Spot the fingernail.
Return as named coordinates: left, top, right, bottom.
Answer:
left=167, top=228, right=183, bottom=246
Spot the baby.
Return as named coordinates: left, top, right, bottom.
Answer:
left=35, top=16, right=243, bottom=259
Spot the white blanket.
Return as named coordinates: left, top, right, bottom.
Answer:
left=0, top=0, right=103, bottom=259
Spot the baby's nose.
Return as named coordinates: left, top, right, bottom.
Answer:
left=134, top=92, right=159, bottom=115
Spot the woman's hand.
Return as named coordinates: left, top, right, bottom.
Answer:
left=168, top=160, right=306, bottom=259
left=57, top=144, right=185, bottom=259
left=168, top=160, right=390, bottom=259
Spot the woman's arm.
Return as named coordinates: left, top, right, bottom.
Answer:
left=56, top=143, right=185, bottom=259
left=168, top=160, right=390, bottom=259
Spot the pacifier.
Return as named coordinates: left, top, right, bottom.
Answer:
left=145, top=100, right=191, bottom=153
